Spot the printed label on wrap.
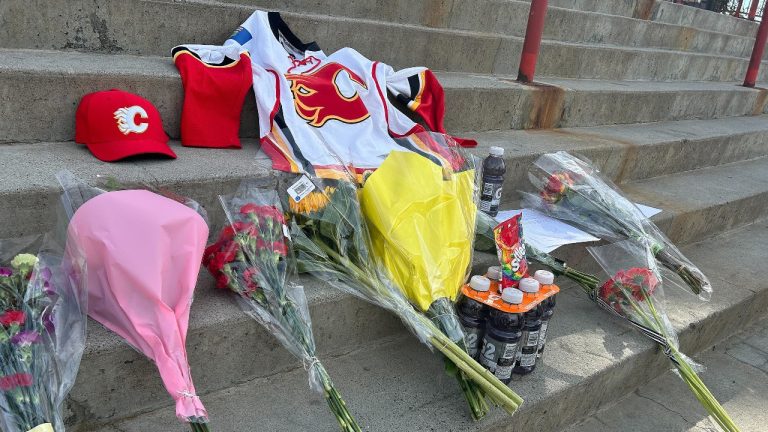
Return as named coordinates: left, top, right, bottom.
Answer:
left=287, top=175, right=315, bottom=203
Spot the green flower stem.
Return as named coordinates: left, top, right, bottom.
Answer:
left=315, top=363, right=362, bottom=432
left=313, top=243, right=523, bottom=414
left=613, top=285, right=740, bottom=432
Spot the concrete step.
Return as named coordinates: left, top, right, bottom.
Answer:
left=541, top=0, right=760, bottom=39
left=2, top=1, right=767, bottom=83
left=4, top=114, right=768, bottom=240
left=4, top=0, right=762, bottom=61
left=79, top=219, right=768, bottom=432
left=564, top=314, right=768, bottom=432
left=1, top=48, right=767, bottom=142
left=4, top=131, right=765, bottom=428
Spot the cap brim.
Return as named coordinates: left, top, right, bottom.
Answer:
left=86, top=139, right=177, bottom=162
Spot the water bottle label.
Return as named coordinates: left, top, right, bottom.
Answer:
left=501, top=342, right=519, bottom=359
left=520, top=351, right=537, bottom=367
left=479, top=338, right=498, bottom=371
left=494, top=364, right=513, bottom=380
left=464, top=329, right=483, bottom=358
left=525, top=330, right=540, bottom=347
left=479, top=181, right=503, bottom=213
left=537, top=322, right=549, bottom=351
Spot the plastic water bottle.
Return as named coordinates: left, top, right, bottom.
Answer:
left=485, top=265, right=502, bottom=293
left=479, top=146, right=506, bottom=217
left=534, top=270, right=557, bottom=358
left=457, top=276, right=491, bottom=359
left=479, top=288, right=523, bottom=384
left=514, top=278, right=542, bottom=375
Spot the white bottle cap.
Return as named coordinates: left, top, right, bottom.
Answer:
left=469, top=275, right=491, bottom=292
left=534, top=270, right=555, bottom=285
left=485, top=266, right=501, bottom=281
left=489, top=146, right=504, bottom=157
left=501, top=288, right=524, bottom=305
left=519, top=277, right=540, bottom=293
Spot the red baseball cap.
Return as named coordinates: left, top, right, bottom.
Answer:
left=75, top=89, right=176, bottom=162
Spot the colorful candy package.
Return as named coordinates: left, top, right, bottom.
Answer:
left=494, top=214, right=528, bottom=289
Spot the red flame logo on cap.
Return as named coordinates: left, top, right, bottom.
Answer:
left=285, top=63, right=370, bottom=128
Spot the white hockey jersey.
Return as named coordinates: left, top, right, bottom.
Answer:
left=220, top=11, right=475, bottom=177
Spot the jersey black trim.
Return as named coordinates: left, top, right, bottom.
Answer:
left=267, top=12, right=321, bottom=55
left=171, top=46, right=239, bottom=67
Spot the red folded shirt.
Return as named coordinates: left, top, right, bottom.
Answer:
left=173, top=47, right=253, bottom=149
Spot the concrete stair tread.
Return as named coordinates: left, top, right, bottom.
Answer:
left=3, top=113, right=768, bottom=239
left=565, top=315, right=768, bottom=432
left=3, top=2, right=768, bottom=83
left=83, top=219, right=768, bottom=431
left=544, top=0, right=759, bottom=38
left=2, top=46, right=766, bottom=143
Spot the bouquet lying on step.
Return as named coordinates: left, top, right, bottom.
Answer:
left=59, top=172, right=212, bottom=432
left=522, top=151, right=712, bottom=301
left=202, top=181, right=360, bottom=432
left=282, top=168, right=523, bottom=418
left=357, top=133, right=490, bottom=418
left=0, top=233, right=88, bottom=432
left=587, top=240, right=738, bottom=432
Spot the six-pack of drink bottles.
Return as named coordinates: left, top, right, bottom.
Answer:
left=458, top=268, right=559, bottom=383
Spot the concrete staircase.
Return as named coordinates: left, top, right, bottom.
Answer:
left=1, top=0, right=767, bottom=431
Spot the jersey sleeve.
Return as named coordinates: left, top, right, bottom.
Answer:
left=385, top=66, right=477, bottom=147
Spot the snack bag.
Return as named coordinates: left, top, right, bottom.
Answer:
left=494, top=214, right=528, bottom=289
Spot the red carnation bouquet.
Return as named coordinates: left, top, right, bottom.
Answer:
left=203, top=181, right=360, bottom=432
left=587, top=240, right=738, bottom=432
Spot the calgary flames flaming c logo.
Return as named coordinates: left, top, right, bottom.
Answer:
left=285, top=62, right=370, bottom=127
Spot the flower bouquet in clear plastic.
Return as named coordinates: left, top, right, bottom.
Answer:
left=587, top=240, right=738, bottom=432
left=202, top=180, right=360, bottom=432
left=523, top=151, right=712, bottom=300
left=281, top=169, right=523, bottom=417
left=0, top=234, right=87, bottom=432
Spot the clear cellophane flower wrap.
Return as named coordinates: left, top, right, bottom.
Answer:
left=357, top=132, right=492, bottom=418
left=587, top=240, right=739, bottom=432
left=277, top=135, right=523, bottom=418
left=0, top=231, right=88, bottom=431
left=201, top=179, right=360, bottom=432
left=57, top=171, right=211, bottom=432
left=522, top=151, right=712, bottom=301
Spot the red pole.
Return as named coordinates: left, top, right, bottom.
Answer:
left=517, top=0, right=549, bottom=83
left=744, top=14, right=768, bottom=87
left=748, top=0, right=759, bottom=20
left=734, top=0, right=744, bottom=17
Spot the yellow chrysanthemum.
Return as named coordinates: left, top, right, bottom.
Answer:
left=289, top=186, right=335, bottom=215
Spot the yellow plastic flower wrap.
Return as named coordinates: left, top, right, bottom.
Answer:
left=359, top=132, right=489, bottom=418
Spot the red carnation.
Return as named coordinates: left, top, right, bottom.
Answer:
left=0, top=310, right=25, bottom=327
left=618, top=267, right=659, bottom=301
left=271, top=241, right=288, bottom=256
left=239, top=203, right=262, bottom=215
left=215, top=273, right=231, bottom=290
left=0, top=373, right=33, bottom=391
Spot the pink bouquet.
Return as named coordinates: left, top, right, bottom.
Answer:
left=62, top=179, right=211, bottom=431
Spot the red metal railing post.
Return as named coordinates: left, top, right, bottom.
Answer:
left=748, top=0, right=760, bottom=20
left=734, top=0, right=744, bottom=17
left=744, top=14, right=768, bottom=87
left=517, top=0, right=549, bottom=83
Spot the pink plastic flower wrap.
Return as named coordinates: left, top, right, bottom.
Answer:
left=58, top=172, right=212, bottom=431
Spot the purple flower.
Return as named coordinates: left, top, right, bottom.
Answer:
left=10, top=330, right=40, bottom=346
left=0, top=267, right=12, bottom=277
